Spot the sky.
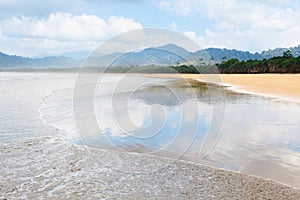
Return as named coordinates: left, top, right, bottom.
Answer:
left=0, top=0, right=300, bottom=57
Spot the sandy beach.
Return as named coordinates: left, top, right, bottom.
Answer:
left=142, top=73, right=300, bottom=103
left=1, top=72, right=300, bottom=199
left=1, top=137, right=300, bottom=199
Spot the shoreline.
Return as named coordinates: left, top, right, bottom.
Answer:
left=1, top=72, right=300, bottom=198
left=2, top=71, right=300, bottom=102
left=2, top=136, right=300, bottom=199
left=138, top=73, right=300, bottom=103
left=87, top=144, right=300, bottom=191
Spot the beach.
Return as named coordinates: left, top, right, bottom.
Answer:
left=143, top=74, right=300, bottom=103
left=2, top=0, right=300, bottom=198
left=1, top=137, right=300, bottom=199
left=1, top=72, right=300, bottom=199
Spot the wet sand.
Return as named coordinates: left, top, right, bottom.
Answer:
left=1, top=137, right=300, bottom=199
left=142, top=74, right=300, bottom=102
left=1, top=72, right=300, bottom=199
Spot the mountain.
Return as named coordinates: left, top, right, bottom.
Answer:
left=60, top=51, right=91, bottom=60
left=205, top=48, right=262, bottom=61
left=1, top=43, right=300, bottom=69
left=91, top=44, right=263, bottom=67
left=111, top=47, right=183, bottom=67
left=83, top=43, right=190, bottom=67
left=0, top=52, right=31, bottom=67
left=261, top=45, right=300, bottom=58
left=0, top=52, right=81, bottom=69
left=184, top=48, right=262, bottom=65
left=158, top=43, right=190, bottom=58
left=35, top=50, right=91, bottom=61
left=84, top=52, right=123, bottom=68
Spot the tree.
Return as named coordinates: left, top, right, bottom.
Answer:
left=283, top=50, right=292, bottom=58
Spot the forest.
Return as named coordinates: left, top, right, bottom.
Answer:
left=172, top=50, right=300, bottom=74
left=127, top=50, right=300, bottom=74
left=216, top=50, right=300, bottom=73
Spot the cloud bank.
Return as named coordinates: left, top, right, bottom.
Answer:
left=1, top=0, right=300, bottom=56
left=160, top=0, right=300, bottom=52
left=0, top=13, right=142, bottom=56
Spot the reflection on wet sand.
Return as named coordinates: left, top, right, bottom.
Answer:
left=94, top=78, right=300, bottom=188
left=43, top=75, right=300, bottom=188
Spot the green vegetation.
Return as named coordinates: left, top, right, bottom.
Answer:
left=108, top=50, right=300, bottom=74
left=217, top=50, right=300, bottom=73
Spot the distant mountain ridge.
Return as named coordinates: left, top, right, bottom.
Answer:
left=34, top=50, right=91, bottom=61
left=261, top=45, right=300, bottom=58
left=1, top=44, right=300, bottom=69
left=0, top=52, right=81, bottom=69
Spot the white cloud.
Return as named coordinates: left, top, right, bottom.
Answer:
left=0, top=0, right=84, bottom=18
left=170, top=21, right=178, bottom=30
left=183, top=31, right=196, bottom=41
left=0, top=13, right=142, bottom=56
left=160, top=0, right=300, bottom=52
left=159, top=0, right=191, bottom=17
left=0, top=0, right=149, bottom=18
left=1, top=13, right=142, bottom=41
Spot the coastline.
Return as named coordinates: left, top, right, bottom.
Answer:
left=1, top=137, right=300, bottom=199
left=140, top=73, right=300, bottom=103
left=1, top=72, right=300, bottom=199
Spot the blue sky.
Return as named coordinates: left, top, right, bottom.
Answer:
left=0, top=0, right=300, bottom=56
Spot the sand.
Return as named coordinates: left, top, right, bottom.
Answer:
left=1, top=137, right=300, bottom=199
left=141, top=73, right=300, bottom=103
left=1, top=72, right=300, bottom=199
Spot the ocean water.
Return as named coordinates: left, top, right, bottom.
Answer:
left=1, top=72, right=300, bottom=188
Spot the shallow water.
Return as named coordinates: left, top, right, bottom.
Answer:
left=1, top=72, right=300, bottom=188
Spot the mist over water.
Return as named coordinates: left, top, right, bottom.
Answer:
left=1, top=72, right=300, bottom=188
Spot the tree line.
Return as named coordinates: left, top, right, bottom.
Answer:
left=216, top=50, right=300, bottom=73
left=124, top=50, right=300, bottom=74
